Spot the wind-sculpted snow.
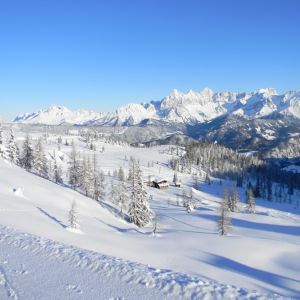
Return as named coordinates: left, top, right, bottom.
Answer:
left=0, top=225, right=285, bottom=300
left=12, top=88, right=300, bottom=126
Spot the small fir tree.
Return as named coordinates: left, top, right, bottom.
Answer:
left=246, top=187, right=256, bottom=213
left=217, top=188, right=231, bottom=236
left=68, top=201, right=78, bottom=229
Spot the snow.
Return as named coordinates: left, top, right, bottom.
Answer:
left=0, top=225, right=284, bottom=300
left=282, top=164, right=300, bottom=173
left=0, top=131, right=300, bottom=298
left=261, top=129, right=276, bottom=141
left=12, top=188, right=25, bottom=198
left=258, top=88, right=278, bottom=97
left=12, top=106, right=105, bottom=126
left=12, top=88, right=300, bottom=125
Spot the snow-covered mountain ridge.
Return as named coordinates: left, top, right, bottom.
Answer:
left=12, top=88, right=300, bottom=126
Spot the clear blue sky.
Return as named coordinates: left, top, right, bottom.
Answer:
left=0, top=0, right=299, bottom=119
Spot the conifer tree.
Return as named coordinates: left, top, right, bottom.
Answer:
left=193, top=174, right=200, bottom=190
left=128, top=159, right=151, bottom=227
left=118, top=166, right=125, bottom=181
left=229, top=185, right=240, bottom=212
left=91, top=153, right=100, bottom=200
left=246, top=187, right=256, bottom=213
left=115, top=180, right=129, bottom=215
left=173, top=172, right=178, bottom=185
left=68, top=201, right=78, bottom=229
left=205, top=173, right=211, bottom=185
left=21, top=134, right=34, bottom=171
left=53, top=157, right=63, bottom=184
left=0, top=125, right=5, bottom=158
left=112, top=169, right=117, bottom=177
left=254, top=178, right=261, bottom=198
left=110, top=179, right=117, bottom=204
left=80, top=156, right=93, bottom=196
left=267, top=179, right=273, bottom=201
left=189, top=188, right=196, bottom=210
left=218, top=188, right=231, bottom=235
left=33, top=138, right=48, bottom=178
left=152, top=214, right=160, bottom=235
left=7, top=128, right=19, bottom=164
left=92, top=170, right=105, bottom=201
left=69, top=143, right=81, bottom=189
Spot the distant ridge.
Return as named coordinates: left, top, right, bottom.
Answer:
left=13, top=88, right=300, bottom=126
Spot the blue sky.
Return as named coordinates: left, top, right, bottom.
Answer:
left=0, top=0, right=299, bottom=119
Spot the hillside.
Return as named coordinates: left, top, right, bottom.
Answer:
left=0, top=133, right=299, bottom=298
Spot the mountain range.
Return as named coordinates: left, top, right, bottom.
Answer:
left=12, top=88, right=300, bottom=126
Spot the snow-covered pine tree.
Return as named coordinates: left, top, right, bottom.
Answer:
left=92, top=171, right=103, bottom=201
left=113, top=169, right=118, bottom=177
left=128, top=159, right=151, bottom=227
left=21, top=134, right=34, bottom=171
left=33, top=138, right=48, bottom=178
left=193, top=174, right=200, bottom=190
left=189, top=188, right=196, bottom=210
left=91, top=153, right=106, bottom=201
left=0, top=125, right=9, bottom=160
left=118, top=166, right=125, bottom=181
left=152, top=214, right=160, bottom=235
left=229, top=185, right=240, bottom=212
left=173, top=172, right=178, bottom=185
left=68, top=201, right=78, bottom=229
left=79, top=156, right=93, bottom=197
left=53, top=157, right=63, bottom=184
left=115, top=180, right=129, bottom=215
left=182, top=189, right=192, bottom=213
left=182, top=189, right=188, bottom=209
left=267, top=179, right=273, bottom=202
left=7, top=128, right=19, bottom=164
left=109, top=179, right=117, bottom=204
left=68, top=143, right=81, bottom=190
left=205, top=173, right=211, bottom=185
left=246, top=187, right=256, bottom=213
left=0, top=125, right=4, bottom=158
left=127, top=162, right=133, bottom=181
left=91, top=153, right=100, bottom=200
left=99, top=170, right=106, bottom=199
left=254, top=178, right=261, bottom=198
left=217, top=188, right=231, bottom=235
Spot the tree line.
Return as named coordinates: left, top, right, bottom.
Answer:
left=0, top=126, right=152, bottom=228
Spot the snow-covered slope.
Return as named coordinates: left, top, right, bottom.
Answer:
left=0, top=132, right=300, bottom=298
left=1, top=225, right=284, bottom=300
left=12, top=88, right=300, bottom=126
left=13, top=106, right=105, bottom=126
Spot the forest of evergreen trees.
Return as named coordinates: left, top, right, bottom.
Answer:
left=169, top=142, right=300, bottom=203
left=0, top=126, right=152, bottom=228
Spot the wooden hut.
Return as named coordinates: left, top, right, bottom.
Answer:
left=152, top=178, right=169, bottom=189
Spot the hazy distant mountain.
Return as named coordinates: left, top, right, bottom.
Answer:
left=12, top=88, right=300, bottom=126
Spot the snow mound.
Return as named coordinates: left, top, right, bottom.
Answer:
left=66, top=227, right=84, bottom=234
left=12, top=188, right=25, bottom=198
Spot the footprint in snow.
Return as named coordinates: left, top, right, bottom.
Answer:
left=13, top=269, right=28, bottom=275
left=66, top=284, right=82, bottom=294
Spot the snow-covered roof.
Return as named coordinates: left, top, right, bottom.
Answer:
left=153, top=177, right=168, bottom=183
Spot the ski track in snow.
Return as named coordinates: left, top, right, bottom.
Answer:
left=0, top=225, right=286, bottom=300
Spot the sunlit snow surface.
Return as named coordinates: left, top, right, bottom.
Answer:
left=0, top=132, right=299, bottom=299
